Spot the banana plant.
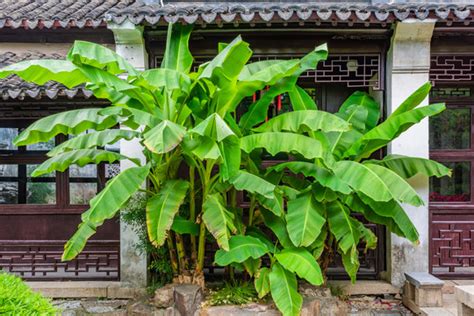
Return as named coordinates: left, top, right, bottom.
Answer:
left=212, top=83, right=451, bottom=315
left=0, top=21, right=451, bottom=316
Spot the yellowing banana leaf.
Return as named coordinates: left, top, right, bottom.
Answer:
left=202, top=194, right=237, bottom=251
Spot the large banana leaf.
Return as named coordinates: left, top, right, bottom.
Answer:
left=252, top=110, right=350, bottom=134
left=333, top=160, right=410, bottom=203
left=288, top=85, right=317, bottom=111
left=364, top=163, right=424, bottom=206
left=358, top=194, right=419, bottom=242
left=341, top=247, right=360, bottom=283
left=171, top=216, right=199, bottom=236
left=275, top=248, right=323, bottom=285
left=48, top=130, right=138, bottom=156
left=338, top=92, right=380, bottom=130
left=254, top=267, right=271, bottom=298
left=237, top=59, right=299, bottom=96
left=344, top=103, right=446, bottom=159
left=63, top=164, right=150, bottom=260
left=391, top=82, right=432, bottom=117
left=269, top=263, right=302, bottom=316
left=146, top=180, right=189, bottom=247
left=143, top=120, right=187, bottom=154
left=182, top=135, right=221, bottom=161
left=214, top=235, right=268, bottom=266
left=269, top=161, right=352, bottom=194
left=239, top=44, right=328, bottom=130
left=257, top=190, right=284, bottom=216
left=162, top=23, right=194, bottom=74
left=0, top=59, right=88, bottom=88
left=14, top=107, right=128, bottom=146
left=286, top=192, right=326, bottom=247
left=229, top=170, right=275, bottom=199
left=261, top=209, right=293, bottom=248
left=32, top=149, right=135, bottom=177
left=326, top=201, right=361, bottom=254
left=198, top=36, right=252, bottom=88
left=202, top=194, right=237, bottom=251
left=218, top=136, right=241, bottom=181
left=240, top=132, right=324, bottom=160
left=365, top=154, right=451, bottom=179
left=138, top=68, right=191, bottom=93
left=326, top=105, right=367, bottom=157
left=67, top=40, right=138, bottom=77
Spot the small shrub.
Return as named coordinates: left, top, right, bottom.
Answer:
left=208, top=281, right=258, bottom=306
left=0, top=272, right=57, bottom=315
left=121, top=193, right=174, bottom=288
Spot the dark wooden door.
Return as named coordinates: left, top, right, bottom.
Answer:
left=429, top=86, right=474, bottom=278
left=0, top=110, right=120, bottom=281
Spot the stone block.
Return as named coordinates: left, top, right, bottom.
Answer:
left=402, top=272, right=444, bottom=314
left=174, top=284, right=203, bottom=316
left=456, top=286, right=474, bottom=316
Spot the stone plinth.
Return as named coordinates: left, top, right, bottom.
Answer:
left=402, top=272, right=444, bottom=314
left=456, top=285, right=474, bottom=316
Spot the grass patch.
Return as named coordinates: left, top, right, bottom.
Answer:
left=208, top=281, right=258, bottom=306
left=0, top=272, right=57, bottom=315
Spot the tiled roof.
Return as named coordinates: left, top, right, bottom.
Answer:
left=106, top=2, right=474, bottom=26
left=0, top=1, right=473, bottom=29
left=0, top=52, right=91, bottom=101
left=0, top=0, right=134, bottom=29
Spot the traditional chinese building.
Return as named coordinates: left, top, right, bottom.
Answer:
left=0, top=0, right=473, bottom=291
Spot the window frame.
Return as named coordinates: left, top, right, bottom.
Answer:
left=0, top=119, right=112, bottom=214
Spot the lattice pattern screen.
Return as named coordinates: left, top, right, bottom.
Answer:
left=161, top=53, right=382, bottom=90
left=0, top=241, right=119, bottom=280
left=430, top=55, right=474, bottom=83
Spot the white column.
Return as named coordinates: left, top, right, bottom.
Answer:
left=108, top=21, right=148, bottom=288
left=386, top=19, right=435, bottom=287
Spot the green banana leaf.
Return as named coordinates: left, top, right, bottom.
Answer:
left=288, top=85, right=317, bottom=111
left=358, top=194, right=419, bottom=243
left=269, top=263, right=302, bottom=316
left=341, top=247, right=360, bottom=283
left=261, top=209, right=293, bottom=248
left=143, top=120, right=187, bottom=154
left=364, top=163, right=424, bottom=206
left=326, top=105, right=367, bottom=157
left=202, top=194, right=237, bottom=251
left=67, top=40, right=138, bottom=77
left=137, top=68, right=192, bottom=94
left=229, top=170, right=276, bottom=199
left=146, top=180, right=189, bottom=247
left=162, top=23, right=194, bottom=74
left=275, top=248, right=323, bottom=285
left=171, top=216, right=199, bottom=236
left=32, top=149, right=135, bottom=177
left=338, top=91, right=380, bottom=130
left=344, top=103, right=446, bottom=159
left=198, top=35, right=252, bottom=88
left=333, top=160, right=407, bottom=203
left=326, top=201, right=361, bottom=254
left=0, top=59, right=88, bottom=88
left=391, top=82, right=432, bottom=117
left=47, top=130, right=139, bottom=156
left=252, top=110, right=350, bottom=134
left=239, top=44, right=328, bottom=130
left=14, top=107, right=128, bottom=146
left=254, top=267, right=271, bottom=298
left=63, top=164, right=150, bottom=260
left=218, top=136, right=241, bottom=180
left=256, top=190, right=284, bottom=216
left=191, top=113, right=235, bottom=141
left=240, top=132, right=324, bottom=160
left=365, top=154, right=451, bottom=179
left=214, top=235, right=269, bottom=266
left=269, top=161, right=352, bottom=194
left=286, top=192, right=326, bottom=247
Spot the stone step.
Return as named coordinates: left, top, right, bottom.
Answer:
left=421, top=307, right=456, bottom=316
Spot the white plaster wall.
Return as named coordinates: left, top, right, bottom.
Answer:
left=386, top=20, right=435, bottom=287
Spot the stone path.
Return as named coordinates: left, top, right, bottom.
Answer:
left=53, top=299, right=129, bottom=315
left=347, top=295, right=413, bottom=316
